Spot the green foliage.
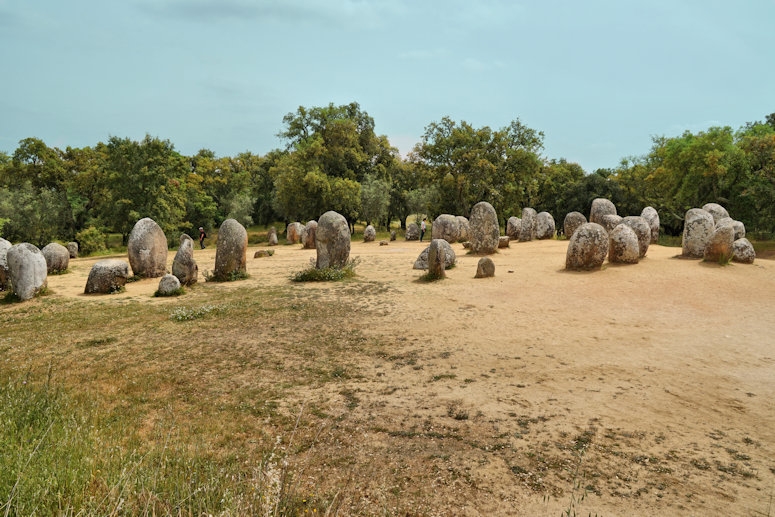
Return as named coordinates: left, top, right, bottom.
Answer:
left=360, top=173, right=391, bottom=227
left=154, top=286, right=185, bottom=297
left=291, top=258, right=359, bottom=282
left=204, top=269, right=250, bottom=283
left=75, top=226, right=107, bottom=256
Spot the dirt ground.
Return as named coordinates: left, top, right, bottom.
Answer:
left=40, top=238, right=775, bottom=516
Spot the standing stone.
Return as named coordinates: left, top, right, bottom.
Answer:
left=427, top=239, right=447, bottom=279
left=732, top=238, right=756, bottom=264
left=6, top=243, right=48, bottom=300
left=315, top=211, right=351, bottom=269
left=364, top=225, right=376, bottom=242
left=640, top=207, right=660, bottom=244
left=498, top=236, right=510, bottom=248
left=518, top=208, right=537, bottom=242
left=475, top=257, right=495, bottom=278
left=267, top=227, right=278, bottom=246
left=565, top=223, right=609, bottom=271
left=67, top=241, right=79, bottom=258
left=456, top=216, right=470, bottom=242
left=682, top=209, right=715, bottom=258
left=127, top=217, right=168, bottom=278
left=620, top=216, right=650, bottom=258
left=286, top=222, right=303, bottom=244
left=41, top=243, right=70, bottom=273
left=431, top=214, right=460, bottom=243
left=608, top=224, right=640, bottom=264
left=563, top=212, right=586, bottom=239
left=405, top=223, right=420, bottom=241
left=302, top=221, right=318, bottom=249
left=84, top=259, right=130, bottom=294
left=0, top=238, right=11, bottom=290
left=535, top=212, right=556, bottom=240
left=600, top=214, right=623, bottom=234
left=469, top=202, right=500, bottom=254
left=172, top=234, right=198, bottom=286
left=589, top=198, right=617, bottom=225
left=413, top=240, right=456, bottom=270
left=157, top=274, right=182, bottom=295
left=701, top=203, right=729, bottom=224
left=214, top=218, right=248, bottom=281
left=703, top=225, right=735, bottom=263
left=732, top=220, right=746, bottom=240
left=506, top=216, right=522, bottom=241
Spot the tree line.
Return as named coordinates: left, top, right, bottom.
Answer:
left=1, top=102, right=774, bottom=248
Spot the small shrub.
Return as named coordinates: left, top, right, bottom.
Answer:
left=75, top=227, right=107, bottom=256
left=291, top=258, right=359, bottom=282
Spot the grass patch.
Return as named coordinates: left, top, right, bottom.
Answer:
left=204, top=269, right=250, bottom=282
left=291, top=258, right=359, bottom=282
left=154, top=286, right=186, bottom=297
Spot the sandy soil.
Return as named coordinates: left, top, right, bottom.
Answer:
left=40, top=238, right=775, bottom=515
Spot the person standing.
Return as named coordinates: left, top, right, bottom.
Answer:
left=420, top=217, right=427, bottom=242
left=199, top=227, right=207, bottom=249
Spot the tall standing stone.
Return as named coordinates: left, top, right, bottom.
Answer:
left=287, top=222, right=303, bottom=244
left=640, top=207, right=660, bottom=244
left=518, top=207, right=537, bottom=242
left=41, top=242, right=70, bottom=273
left=427, top=239, right=447, bottom=279
left=456, top=216, right=470, bottom=242
left=565, top=223, right=609, bottom=271
left=127, top=217, right=168, bottom=278
left=563, top=212, right=586, bottom=239
left=589, top=198, right=617, bottom=225
left=267, top=227, right=278, bottom=246
left=172, top=234, right=198, bottom=286
left=431, top=214, right=460, bottom=243
left=302, top=221, right=318, bottom=249
left=682, top=209, right=715, bottom=258
left=703, top=225, right=734, bottom=263
left=600, top=214, right=623, bottom=234
left=469, top=202, right=500, bottom=254
left=67, top=241, right=79, bottom=258
left=0, top=237, right=13, bottom=290
left=506, top=216, right=522, bottom=241
left=535, top=212, right=556, bottom=240
left=620, top=216, right=650, bottom=258
left=363, top=225, right=376, bottom=242
left=701, top=203, right=729, bottom=224
left=405, top=223, right=420, bottom=241
left=214, top=219, right=248, bottom=281
left=608, top=225, right=640, bottom=264
left=6, top=243, right=48, bottom=300
left=315, top=211, right=350, bottom=269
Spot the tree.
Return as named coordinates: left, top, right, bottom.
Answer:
left=360, top=173, right=391, bottom=228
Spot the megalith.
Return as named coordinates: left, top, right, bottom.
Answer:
left=431, top=214, right=460, bottom=243
left=85, top=259, right=130, bottom=294
left=518, top=208, right=537, bottom=242
left=640, top=207, right=660, bottom=244
left=127, top=217, right=168, bottom=278
left=214, top=218, right=248, bottom=281
left=364, top=225, right=376, bottom=242
left=475, top=257, right=495, bottom=278
left=565, top=223, right=609, bottom=271
left=589, top=198, right=617, bottom=225
left=7, top=243, right=48, bottom=300
left=286, top=222, right=303, bottom=244
left=732, top=238, right=756, bottom=264
left=67, top=241, right=79, bottom=258
left=535, top=212, right=556, bottom=240
left=506, top=216, right=522, bottom=241
left=414, top=240, right=456, bottom=270
left=498, top=236, right=510, bottom=248
left=302, top=221, right=318, bottom=250
left=172, top=234, right=198, bottom=286
left=701, top=203, right=729, bottom=224
left=41, top=242, right=70, bottom=274
left=427, top=239, right=447, bottom=279
left=469, top=201, right=500, bottom=254
left=157, top=273, right=182, bottom=296
left=608, top=224, right=640, bottom=264
left=405, top=223, right=420, bottom=241
left=0, top=237, right=13, bottom=290
left=315, top=211, right=351, bottom=269
left=600, top=214, right=623, bottom=234
left=703, top=225, right=735, bottom=263
left=563, top=212, right=586, bottom=240
left=456, top=216, right=470, bottom=242
left=620, top=216, right=651, bottom=258
left=267, top=227, right=278, bottom=246
left=682, top=209, right=714, bottom=258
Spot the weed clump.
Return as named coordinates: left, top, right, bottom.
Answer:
left=291, top=258, right=359, bottom=282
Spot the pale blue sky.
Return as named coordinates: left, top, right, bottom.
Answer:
left=1, top=0, right=773, bottom=171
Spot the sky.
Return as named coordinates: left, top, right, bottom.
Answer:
left=1, top=0, right=774, bottom=172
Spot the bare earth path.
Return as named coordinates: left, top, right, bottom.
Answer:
left=40, top=239, right=775, bottom=515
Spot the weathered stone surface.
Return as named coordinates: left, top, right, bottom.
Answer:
left=67, top=241, right=79, bottom=258
left=475, top=257, right=495, bottom=278
left=498, top=236, right=510, bottom=248
left=620, top=216, right=650, bottom=258
left=506, top=216, right=522, bottom=241
left=702, top=203, right=729, bottom=224
left=157, top=273, right=181, bottom=295
left=456, top=216, right=470, bottom=242
left=563, top=212, right=586, bottom=239
left=7, top=243, right=48, bottom=300
left=427, top=239, right=447, bottom=279
left=390, top=230, right=397, bottom=241
left=732, top=238, right=755, bottom=264
left=608, top=224, right=640, bottom=264
left=589, top=198, right=617, bottom=225
left=41, top=242, right=70, bottom=273
left=253, top=249, right=274, bottom=258
left=0, top=237, right=10, bottom=290
left=518, top=208, right=537, bottom=242
left=315, top=211, right=351, bottom=269
left=640, top=206, right=660, bottom=244
left=682, top=209, right=715, bottom=258
left=379, top=240, right=389, bottom=246
left=214, top=218, right=248, bottom=280
left=413, top=240, right=456, bottom=270
left=85, top=259, right=129, bottom=294
left=703, top=225, right=735, bottom=263
left=732, top=220, right=746, bottom=240
left=405, top=223, right=420, bottom=241
left=469, top=201, right=500, bottom=254
left=127, top=217, right=168, bottom=278
left=432, top=214, right=460, bottom=243
left=267, top=227, right=278, bottom=246
left=286, top=222, right=303, bottom=244
left=600, top=214, right=623, bottom=234
left=535, top=212, right=556, bottom=240
left=302, top=221, right=318, bottom=249
left=565, top=223, right=609, bottom=271
left=364, top=225, right=376, bottom=242
left=172, top=234, right=198, bottom=286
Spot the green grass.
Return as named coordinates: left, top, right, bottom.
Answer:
left=291, top=258, right=360, bottom=282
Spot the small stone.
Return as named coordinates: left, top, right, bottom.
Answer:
left=475, top=257, right=495, bottom=278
